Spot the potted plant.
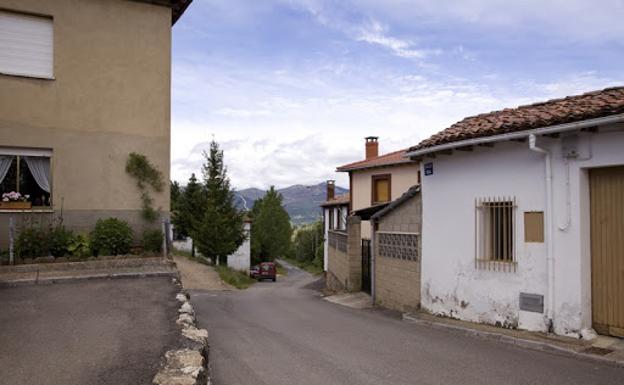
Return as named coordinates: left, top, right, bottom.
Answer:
left=0, top=191, right=32, bottom=210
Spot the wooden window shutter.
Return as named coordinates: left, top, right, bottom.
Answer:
left=524, top=211, right=544, bottom=243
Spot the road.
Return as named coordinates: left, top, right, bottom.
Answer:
left=0, top=277, right=179, bottom=385
left=192, top=262, right=624, bottom=385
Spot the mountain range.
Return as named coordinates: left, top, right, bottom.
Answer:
left=234, top=182, right=348, bottom=225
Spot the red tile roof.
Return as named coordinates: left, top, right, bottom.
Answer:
left=336, top=149, right=412, bottom=172
left=410, top=86, right=624, bottom=153
left=321, top=193, right=350, bottom=207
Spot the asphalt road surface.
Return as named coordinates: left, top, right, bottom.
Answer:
left=0, top=277, right=179, bottom=385
left=192, top=262, right=624, bottom=385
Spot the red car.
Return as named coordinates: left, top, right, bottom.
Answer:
left=250, top=262, right=276, bottom=282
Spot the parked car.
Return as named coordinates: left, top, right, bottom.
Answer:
left=250, top=262, right=276, bottom=282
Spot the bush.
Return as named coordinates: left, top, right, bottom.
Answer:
left=68, top=234, right=91, bottom=259
left=90, top=218, right=133, bottom=256
left=15, top=224, right=75, bottom=259
left=142, top=229, right=163, bottom=253
left=16, top=226, right=51, bottom=259
left=48, top=226, right=75, bottom=258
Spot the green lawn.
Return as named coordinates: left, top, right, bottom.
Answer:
left=281, top=257, right=323, bottom=276
left=215, top=265, right=256, bottom=289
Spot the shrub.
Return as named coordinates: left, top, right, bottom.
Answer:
left=142, top=229, right=163, bottom=253
left=48, top=226, right=74, bottom=258
left=90, top=218, right=133, bottom=256
left=68, top=234, right=91, bottom=259
left=16, top=226, right=51, bottom=259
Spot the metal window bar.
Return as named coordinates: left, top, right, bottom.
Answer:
left=475, top=196, right=517, bottom=272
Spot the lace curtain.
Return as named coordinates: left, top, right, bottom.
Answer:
left=0, top=156, right=13, bottom=185
left=24, top=156, right=51, bottom=193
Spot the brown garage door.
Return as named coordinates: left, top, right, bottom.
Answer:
left=590, top=166, right=624, bottom=337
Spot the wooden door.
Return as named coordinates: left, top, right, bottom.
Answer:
left=590, top=166, right=624, bottom=337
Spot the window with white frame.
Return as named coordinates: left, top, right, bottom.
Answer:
left=338, top=206, right=347, bottom=231
left=475, top=197, right=516, bottom=272
left=0, top=150, right=52, bottom=208
left=0, top=10, right=54, bottom=79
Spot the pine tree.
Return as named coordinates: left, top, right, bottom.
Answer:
left=251, top=186, right=292, bottom=260
left=194, top=140, right=245, bottom=264
left=170, top=180, right=182, bottom=212
left=172, top=174, right=205, bottom=253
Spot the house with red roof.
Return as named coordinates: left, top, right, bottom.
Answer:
left=324, top=137, right=420, bottom=308
left=408, top=86, right=624, bottom=338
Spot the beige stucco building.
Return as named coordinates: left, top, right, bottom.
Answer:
left=0, top=0, right=192, bottom=246
left=337, top=137, right=420, bottom=239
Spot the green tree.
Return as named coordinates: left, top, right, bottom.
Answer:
left=251, top=186, right=292, bottom=261
left=194, top=140, right=245, bottom=264
left=170, top=180, right=182, bottom=212
left=292, top=220, right=324, bottom=266
left=172, top=173, right=204, bottom=250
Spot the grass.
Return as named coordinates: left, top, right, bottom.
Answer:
left=282, top=257, right=324, bottom=276
left=275, top=261, right=288, bottom=276
left=215, top=265, right=256, bottom=290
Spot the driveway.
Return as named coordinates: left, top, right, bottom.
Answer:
left=192, top=262, right=624, bottom=385
left=0, top=277, right=179, bottom=385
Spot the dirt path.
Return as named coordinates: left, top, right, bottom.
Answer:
left=173, top=255, right=233, bottom=291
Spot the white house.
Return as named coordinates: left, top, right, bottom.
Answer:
left=407, top=87, right=624, bottom=338
left=321, top=180, right=349, bottom=271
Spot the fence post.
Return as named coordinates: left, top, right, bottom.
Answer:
left=161, top=217, right=168, bottom=259
left=9, top=216, right=15, bottom=265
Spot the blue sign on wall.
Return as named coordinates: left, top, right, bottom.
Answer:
left=424, top=162, right=433, bottom=176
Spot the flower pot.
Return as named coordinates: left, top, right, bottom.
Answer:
left=0, top=201, right=32, bottom=210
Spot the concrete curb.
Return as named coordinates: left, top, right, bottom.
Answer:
left=153, top=279, right=211, bottom=385
left=0, top=270, right=179, bottom=287
left=402, top=314, right=624, bottom=368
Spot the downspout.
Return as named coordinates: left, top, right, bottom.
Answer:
left=528, top=134, right=555, bottom=331
left=370, top=220, right=377, bottom=303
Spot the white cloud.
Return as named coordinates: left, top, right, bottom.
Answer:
left=355, top=20, right=433, bottom=59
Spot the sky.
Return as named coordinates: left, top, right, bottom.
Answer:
left=171, top=0, right=624, bottom=190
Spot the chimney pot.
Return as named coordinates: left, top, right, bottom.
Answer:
left=365, top=136, right=379, bottom=160
left=326, top=180, right=335, bottom=200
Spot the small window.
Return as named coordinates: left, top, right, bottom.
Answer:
left=475, top=197, right=516, bottom=272
left=0, top=11, right=54, bottom=79
left=372, top=174, right=391, bottom=205
left=328, top=208, right=334, bottom=230
left=338, top=207, right=347, bottom=230
left=0, top=155, right=52, bottom=208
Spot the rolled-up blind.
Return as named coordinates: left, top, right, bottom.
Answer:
left=0, top=10, right=53, bottom=79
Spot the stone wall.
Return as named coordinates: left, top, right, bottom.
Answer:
left=374, top=193, right=421, bottom=312
left=326, top=216, right=362, bottom=292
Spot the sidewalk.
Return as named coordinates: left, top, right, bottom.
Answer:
left=404, top=311, right=624, bottom=367
left=0, top=256, right=177, bottom=285
left=323, top=291, right=624, bottom=367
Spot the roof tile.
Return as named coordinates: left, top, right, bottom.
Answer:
left=410, top=86, right=624, bottom=152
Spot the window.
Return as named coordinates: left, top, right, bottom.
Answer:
left=0, top=152, right=52, bottom=208
left=475, top=197, right=516, bottom=272
left=0, top=10, right=53, bottom=79
left=328, top=208, right=334, bottom=230
left=338, top=206, right=347, bottom=231
left=372, top=174, right=391, bottom=205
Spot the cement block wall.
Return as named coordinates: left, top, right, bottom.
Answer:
left=374, top=193, right=421, bottom=312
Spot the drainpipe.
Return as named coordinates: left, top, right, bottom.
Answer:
left=370, top=220, right=377, bottom=303
left=528, top=134, right=555, bottom=331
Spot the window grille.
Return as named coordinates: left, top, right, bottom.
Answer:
left=475, top=197, right=517, bottom=272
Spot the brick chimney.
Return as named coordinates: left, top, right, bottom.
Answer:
left=365, top=136, right=379, bottom=160
left=326, top=180, right=335, bottom=201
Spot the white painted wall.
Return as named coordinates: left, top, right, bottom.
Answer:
left=228, top=222, right=251, bottom=272
left=172, top=222, right=252, bottom=272
left=322, top=204, right=348, bottom=271
left=421, top=124, right=624, bottom=336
